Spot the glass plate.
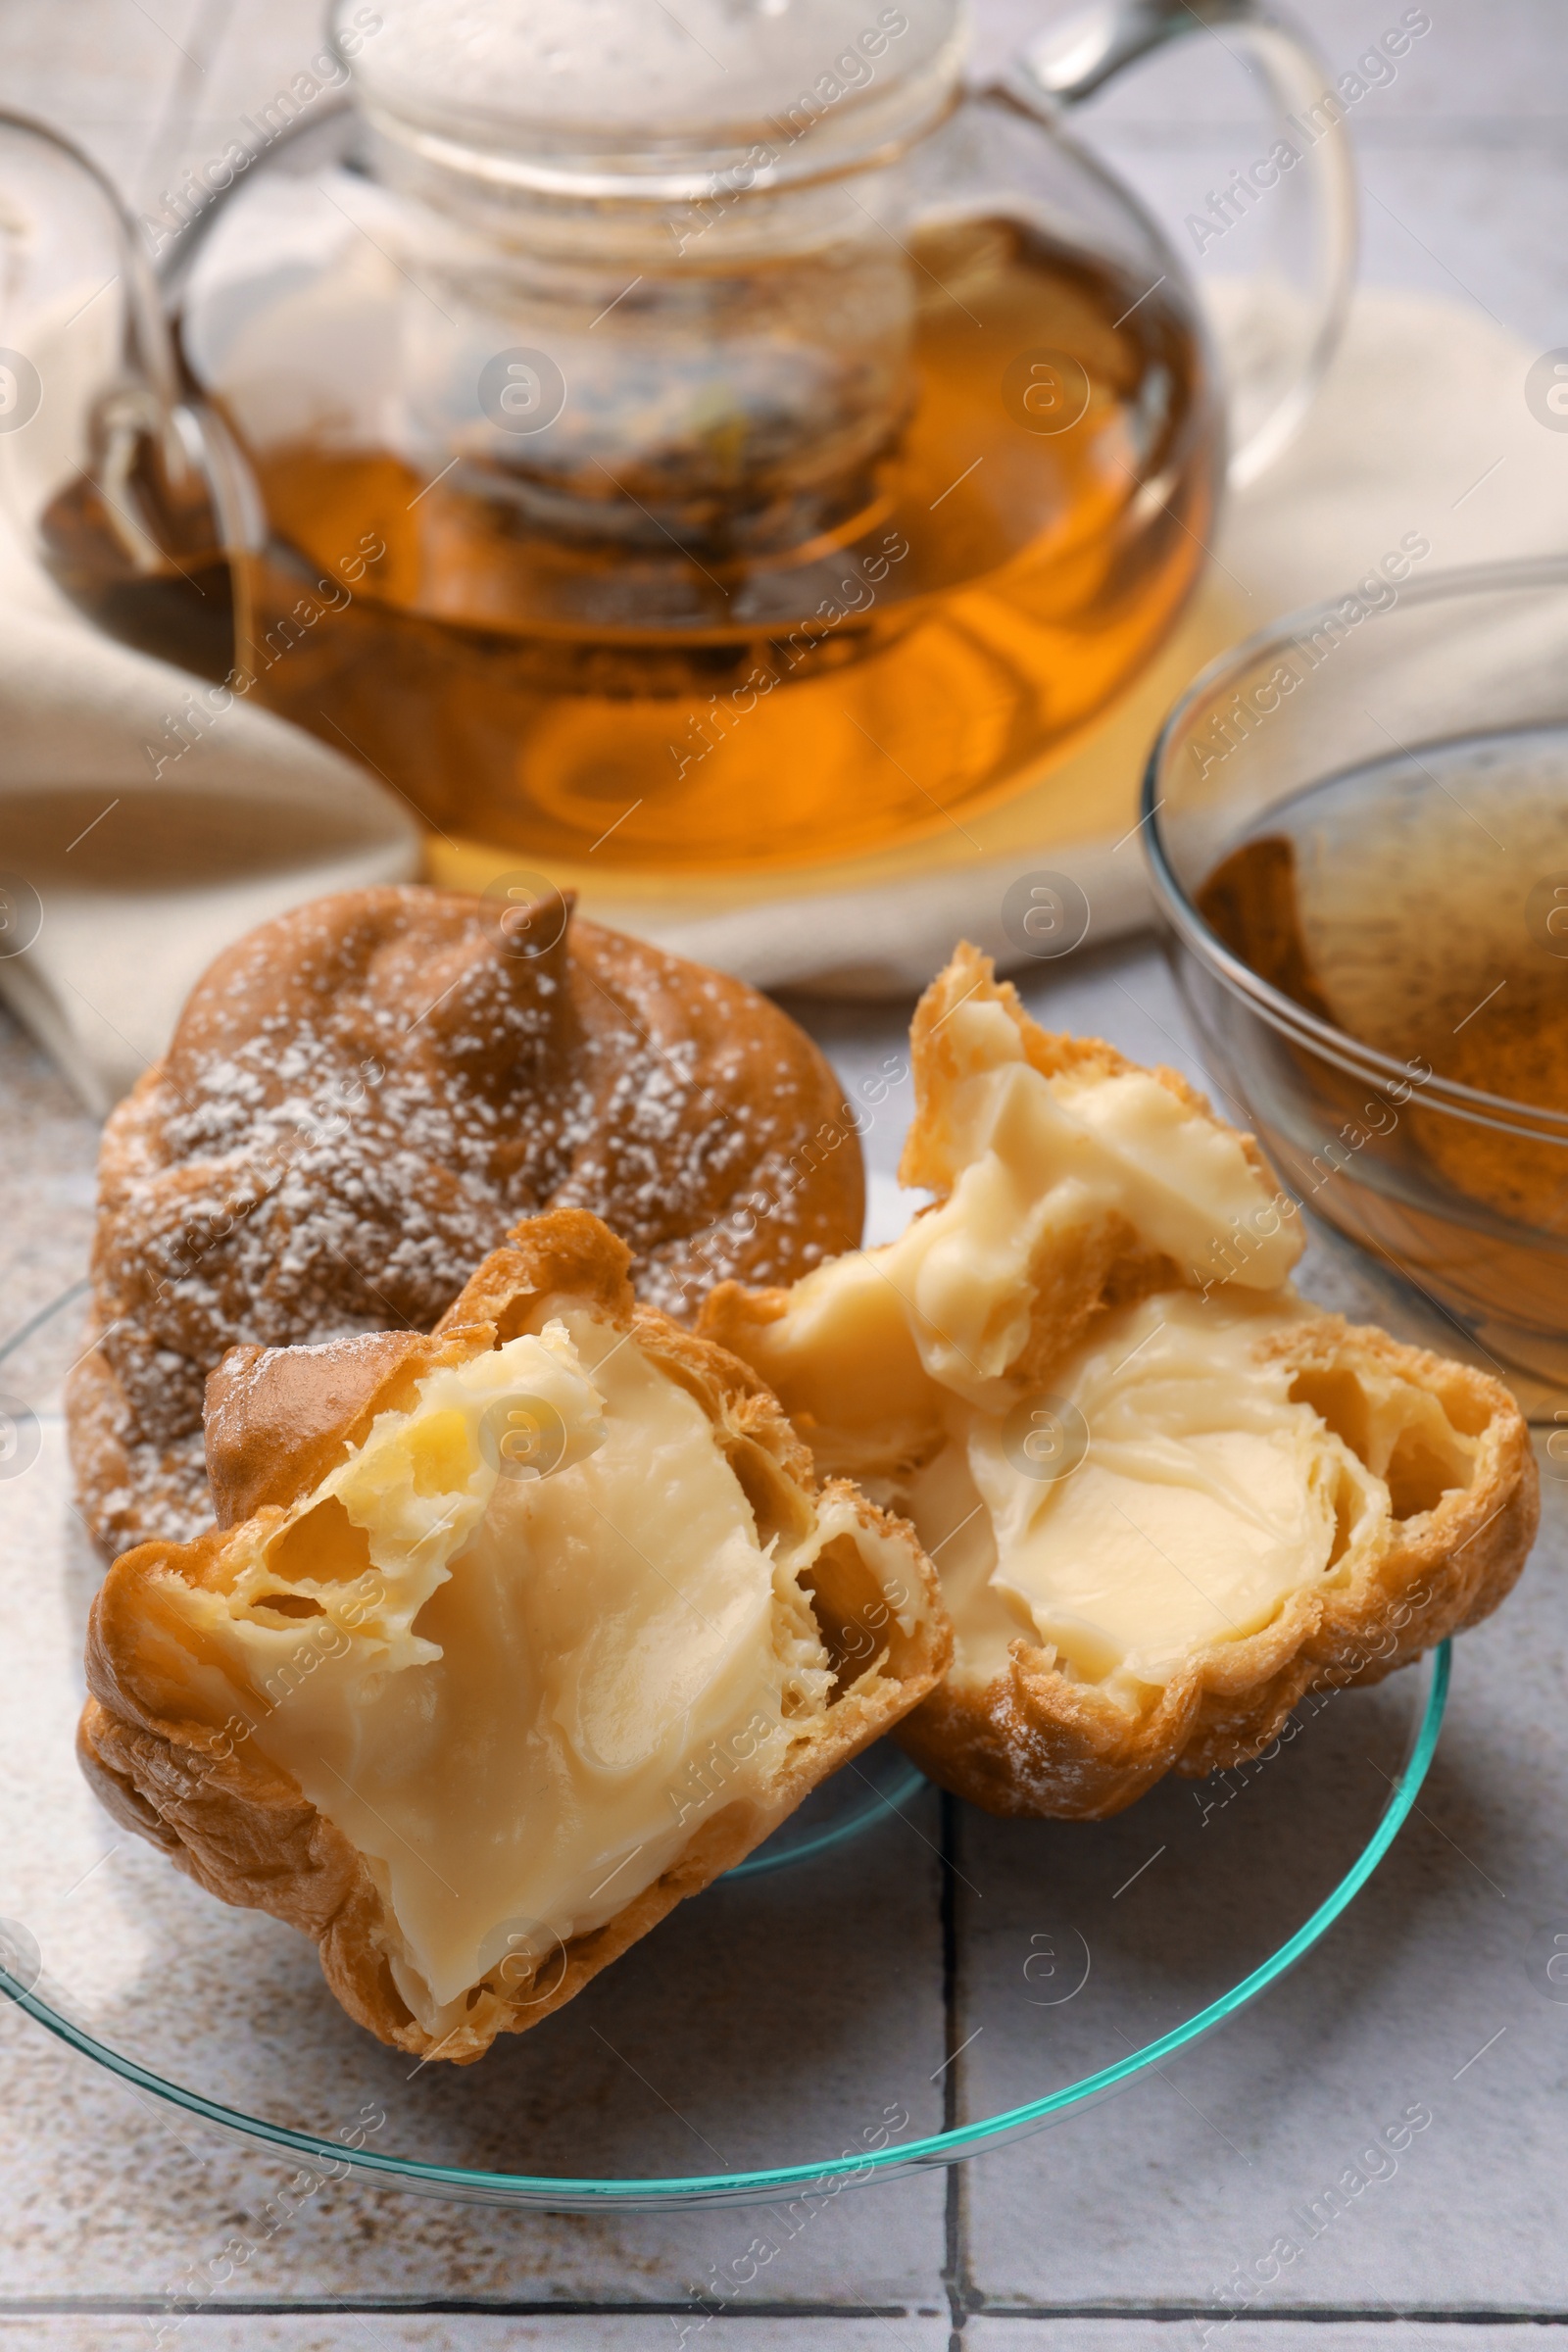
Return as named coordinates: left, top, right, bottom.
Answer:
left=0, top=1283, right=1447, bottom=2212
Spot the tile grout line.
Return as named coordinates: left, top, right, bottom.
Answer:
left=0, top=2299, right=919, bottom=2320
left=932, top=2310, right=1568, bottom=2327
left=134, top=0, right=237, bottom=210
left=6, top=2296, right=1568, bottom=2322
left=940, top=1787, right=969, bottom=2350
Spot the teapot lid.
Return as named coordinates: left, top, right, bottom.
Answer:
left=336, top=0, right=967, bottom=199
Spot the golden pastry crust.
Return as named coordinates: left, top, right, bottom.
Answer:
left=898, top=940, right=1202, bottom=1185
left=700, top=942, right=1285, bottom=1478
left=893, top=1314, right=1537, bottom=1819
left=79, top=1210, right=949, bottom=2060
left=900, top=942, right=1277, bottom=1387
left=698, top=943, right=1538, bottom=1820
left=68, top=886, right=864, bottom=1557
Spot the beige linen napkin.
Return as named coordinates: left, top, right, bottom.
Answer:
left=0, top=525, right=420, bottom=1114
left=2, top=286, right=1561, bottom=1110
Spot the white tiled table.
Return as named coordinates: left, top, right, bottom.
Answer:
left=1, top=3, right=1565, bottom=2347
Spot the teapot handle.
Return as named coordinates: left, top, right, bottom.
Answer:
left=0, top=112, right=260, bottom=653
left=1002, top=0, right=1357, bottom=487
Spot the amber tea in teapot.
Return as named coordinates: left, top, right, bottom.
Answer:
left=228, top=227, right=1214, bottom=873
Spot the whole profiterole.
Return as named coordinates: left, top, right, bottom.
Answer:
left=68, top=885, right=864, bottom=1558
left=702, top=944, right=1539, bottom=1818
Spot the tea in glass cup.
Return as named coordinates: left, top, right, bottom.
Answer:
left=1147, top=559, right=1568, bottom=1407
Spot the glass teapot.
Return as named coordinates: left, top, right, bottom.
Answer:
left=0, top=0, right=1352, bottom=878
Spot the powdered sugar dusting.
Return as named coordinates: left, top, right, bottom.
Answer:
left=76, top=888, right=863, bottom=1550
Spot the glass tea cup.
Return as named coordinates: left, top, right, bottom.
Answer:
left=1145, top=555, right=1568, bottom=1408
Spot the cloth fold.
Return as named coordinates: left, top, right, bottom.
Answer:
left=1, top=288, right=1562, bottom=1108
left=0, top=594, right=420, bottom=1111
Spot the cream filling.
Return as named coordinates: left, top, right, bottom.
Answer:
left=157, top=1314, right=842, bottom=2025
left=898, top=1003, right=1300, bottom=1397
left=741, top=999, right=1300, bottom=1457
left=901, top=1291, right=1390, bottom=1710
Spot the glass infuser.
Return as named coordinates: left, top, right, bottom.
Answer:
left=0, top=0, right=1353, bottom=877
